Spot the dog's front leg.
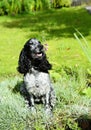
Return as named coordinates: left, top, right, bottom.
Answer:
left=45, top=92, right=52, bottom=116
left=45, top=92, right=50, bottom=108
left=45, top=93, right=51, bottom=110
left=30, top=95, right=36, bottom=112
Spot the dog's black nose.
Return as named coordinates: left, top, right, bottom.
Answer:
left=38, top=44, right=43, bottom=49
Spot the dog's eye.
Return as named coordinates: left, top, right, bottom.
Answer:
left=30, top=42, right=33, bottom=45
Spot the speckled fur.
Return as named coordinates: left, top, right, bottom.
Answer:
left=18, top=38, right=56, bottom=112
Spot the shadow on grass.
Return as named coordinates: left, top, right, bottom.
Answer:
left=13, top=81, right=44, bottom=106
left=77, top=116, right=91, bottom=130
left=66, top=116, right=91, bottom=130
left=13, top=81, right=31, bottom=106
left=1, top=7, right=91, bottom=39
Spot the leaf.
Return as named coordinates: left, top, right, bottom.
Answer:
left=83, top=88, right=91, bottom=98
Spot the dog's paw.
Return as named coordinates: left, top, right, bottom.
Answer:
left=45, top=107, right=53, bottom=118
left=30, top=106, right=37, bottom=114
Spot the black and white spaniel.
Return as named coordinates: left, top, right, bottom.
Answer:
left=17, top=38, right=56, bottom=114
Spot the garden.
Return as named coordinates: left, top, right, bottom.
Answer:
left=0, top=0, right=91, bottom=130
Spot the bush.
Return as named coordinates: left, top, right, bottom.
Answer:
left=22, top=0, right=35, bottom=12
left=61, top=0, right=72, bottom=7
left=0, top=0, right=22, bottom=15
left=0, top=0, right=51, bottom=15
left=0, top=0, right=9, bottom=15
left=52, top=0, right=72, bottom=8
left=0, top=0, right=72, bottom=15
left=35, top=0, right=51, bottom=11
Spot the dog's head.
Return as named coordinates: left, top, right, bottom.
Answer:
left=24, top=38, right=45, bottom=60
left=18, top=38, right=52, bottom=74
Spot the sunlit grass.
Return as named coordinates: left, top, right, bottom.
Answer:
left=0, top=6, right=91, bottom=79
left=0, top=6, right=91, bottom=129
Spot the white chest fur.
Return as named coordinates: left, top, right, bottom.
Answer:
left=24, top=68, right=51, bottom=97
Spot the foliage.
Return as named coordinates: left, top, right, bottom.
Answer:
left=0, top=0, right=34, bottom=15
left=0, top=0, right=9, bottom=15
left=34, top=0, right=51, bottom=11
left=0, top=72, right=91, bottom=130
left=0, top=0, right=51, bottom=15
left=22, top=0, right=35, bottom=12
left=61, top=0, right=72, bottom=7
left=82, top=87, right=91, bottom=98
left=52, top=0, right=72, bottom=8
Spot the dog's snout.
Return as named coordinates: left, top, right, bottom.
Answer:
left=35, top=44, right=43, bottom=53
left=38, top=44, right=43, bottom=49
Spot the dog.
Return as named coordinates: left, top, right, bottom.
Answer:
left=17, top=38, right=56, bottom=114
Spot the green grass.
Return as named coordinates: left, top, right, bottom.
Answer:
left=1, top=6, right=91, bottom=129
left=0, top=71, right=91, bottom=130
left=0, top=6, right=91, bottom=79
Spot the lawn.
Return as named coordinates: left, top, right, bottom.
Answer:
left=0, top=6, right=91, bottom=79
left=0, top=6, right=91, bottom=130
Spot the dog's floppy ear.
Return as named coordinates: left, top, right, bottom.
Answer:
left=39, top=57, right=52, bottom=72
left=44, top=59, right=52, bottom=70
left=17, top=48, right=31, bottom=75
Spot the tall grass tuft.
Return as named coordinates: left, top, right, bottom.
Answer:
left=74, top=29, right=91, bottom=97
left=74, top=29, right=91, bottom=63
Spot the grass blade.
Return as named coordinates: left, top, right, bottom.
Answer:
left=74, top=30, right=91, bottom=63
